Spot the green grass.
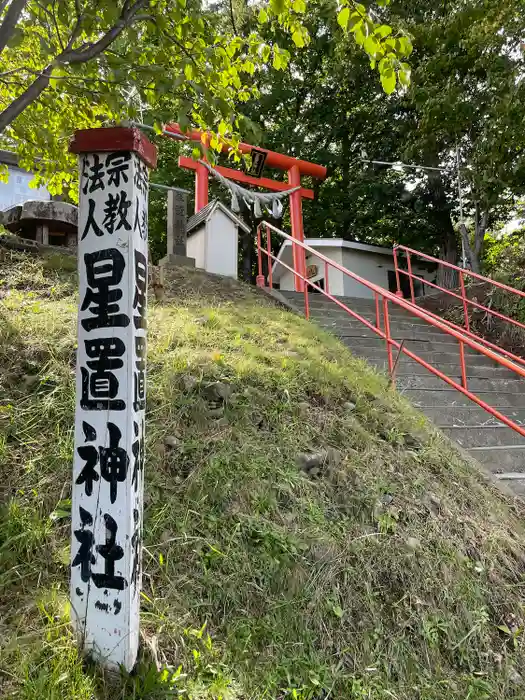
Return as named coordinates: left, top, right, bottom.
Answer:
left=2, top=248, right=525, bottom=698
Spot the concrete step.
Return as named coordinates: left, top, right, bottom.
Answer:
left=281, top=290, right=525, bottom=498
left=420, top=406, right=525, bottom=427
left=341, top=337, right=491, bottom=353
left=281, top=291, right=378, bottom=309
left=397, top=375, right=525, bottom=394
left=308, top=307, right=432, bottom=327
left=442, top=426, right=525, bottom=448
left=314, top=318, right=453, bottom=337
left=368, top=360, right=515, bottom=380
left=316, top=315, right=451, bottom=334
left=326, top=326, right=457, bottom=344
left=351, top=349, right=501, bottom=367
left=405, top=389, right=525, bottom=409
left=469, top=446, right=525, bottom=474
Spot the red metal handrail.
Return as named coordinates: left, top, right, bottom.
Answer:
left=257, top=222, right=525, bottom=439
left=393, top=244, right=525, bottom=361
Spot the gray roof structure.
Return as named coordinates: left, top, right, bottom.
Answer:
left=187, top=199, right=250, bottom=235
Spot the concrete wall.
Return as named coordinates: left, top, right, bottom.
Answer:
left=278, top=246, right=345, bottom=295
left=187, top=226, right=206, bottom=269
left=278, top=245, right=435, bottom=299
left=342, top=249, right=392, bottom=299
left=187, top=209, right=239, bottom=279
left=205, top=209, right=238, bottom=278
left=342, top=249, right=435, bottom=299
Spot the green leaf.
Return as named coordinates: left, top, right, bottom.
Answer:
left=292, top=30, right=305, bottom=48
left=380, top=69, right=396, bottom=94
left=270, top=0, right=286, bottom=14
left=364, top=35, right=380, bottom=58
left=337, top=7, right=350, bottom=30
left=375, top=25, right=392, bottom=38
left=292, top=0, right=306, bottom=12
left=261, top=44, right=271, bottom=62
left=332, top=604, right=344, bottom=618
left=348, top=14, right=362, bottom=31
left=354, top=24, right=366, bottom=46
left=397, top=36, right=413, bottom=56
left=398, top=66, right=411, bottom=87
left=258, top=8, right=268, bottom=23
left=49, top=499, right=71, bottom=521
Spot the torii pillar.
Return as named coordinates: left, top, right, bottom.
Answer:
left=166, top=124, right=327, bottom=292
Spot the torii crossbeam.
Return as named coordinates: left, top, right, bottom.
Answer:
left=165, top=124, right=327, bottom=291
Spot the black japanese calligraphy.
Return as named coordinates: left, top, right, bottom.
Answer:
left=76, top=421, right=129, bottom=501
left=133, top=336, right=146, bottom=412
left=131, top=418, right=145, bottom=492
left=81, top=154, right=105, bottom=195
left=72, top=506, right=95, bottom=583
left=99, top=422, right=129, bottom=504
left=81, top=337, right=126, bottom=411
left=81, top=199, right=105, bottom=240
left=81, top=249, right=130, bottom=331
left=92, top=514, right=128, bottom=591
left=106, top=152, right=131, bottom=188
left=133, top=158, right=149, bottom=194
left=131, top=527, right=141, bottom=589
left=103, top=191, right=132, bottom=234
left=133, top=198, right=148, bottom=240
left=76, top=427, right=99, bottom=496
left=83, top=420, right=96, bottom=441
left=133, top=250, right=147, bottom=330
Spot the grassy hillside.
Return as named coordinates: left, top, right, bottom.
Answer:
left=2, top=248, right=525, bottom=699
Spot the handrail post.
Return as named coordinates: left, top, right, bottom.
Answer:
left=266, top=225, right=273, bottom=289
left=304, top=277, right=310, bottom=319
left=382, top=296, right=394, bottom=378
left=393, top=246, right=403, bottom=298
left=256, top=225, right=265, bottom=287
left=375, top=292, right=381, bottom=331
left=459, top=270, right=470, bottom=333
left=324, top=261, right=330, bottom=296
left=459, top=340, right=468, bottom=389
left=406, top=251, right=415, bottom=304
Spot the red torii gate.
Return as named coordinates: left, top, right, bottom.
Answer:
left=165, top=123, right=327, bottom=292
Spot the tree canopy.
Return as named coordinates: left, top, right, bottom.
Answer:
left=3, top=0, right=524, bottom=279
left=237, top=0, right=525, bottom=275
left=0, top=0, right=411, bottom=197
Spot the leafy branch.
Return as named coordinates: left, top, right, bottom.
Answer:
left=337, top=0, right=412, bottom=94
left=0, top=0, right=150, bottom=133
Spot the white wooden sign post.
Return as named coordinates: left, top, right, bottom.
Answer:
left=69, top=127, right=157, bottom=671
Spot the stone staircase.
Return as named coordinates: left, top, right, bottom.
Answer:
left=280, top=291, right=525, bottom=497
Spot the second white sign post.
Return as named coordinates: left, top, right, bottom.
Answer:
left=69, top=127, right=157, bottom=671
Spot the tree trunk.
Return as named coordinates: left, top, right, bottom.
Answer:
left=437, top=226, right=459, bottom=288
left=460, top=204, right=488, bottom=274
left=427, top=166, right=459, bottom=288
left=0, top=0, right=28, bottom=55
